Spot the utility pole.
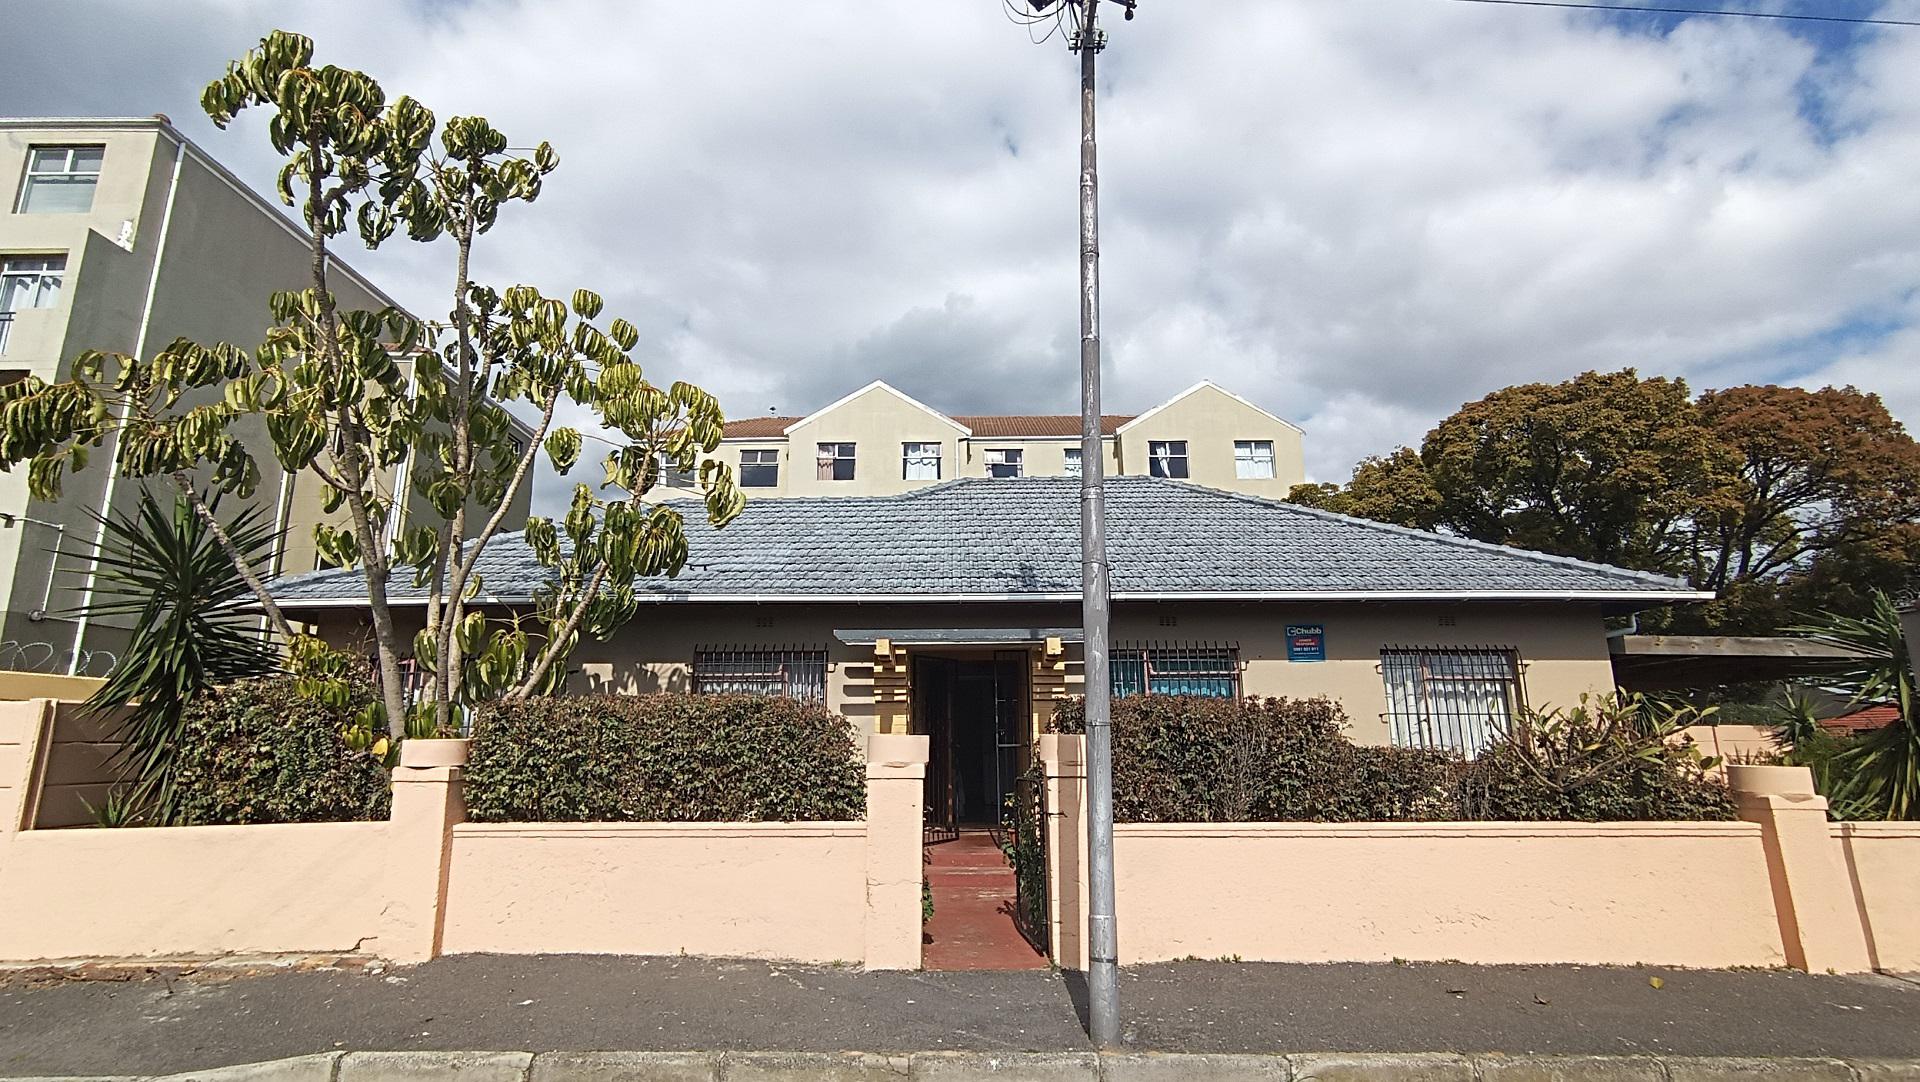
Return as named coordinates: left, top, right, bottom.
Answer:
left=1072, top=0, right=1121, bottom=1050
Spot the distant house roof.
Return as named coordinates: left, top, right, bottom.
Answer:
left=722, top=416, right=802, bottom=438
left=1822, top=705, right=1899, bottom=734
left=950, top=415, right=1134, bottom=437
left=272, top=476, right=1707, bottom=610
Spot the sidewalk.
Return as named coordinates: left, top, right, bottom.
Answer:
left=3, top=955, right=1918, bottom=1077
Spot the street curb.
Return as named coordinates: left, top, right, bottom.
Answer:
left=11, top=1051, right=1920, bottom=1082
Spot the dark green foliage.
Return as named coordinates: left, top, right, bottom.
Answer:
left=1789, top=591, right=1918, bottom=820
left=74, top=489, right=279, bottom=819
left=465, top=694, right=865, bottom=823
left=170, top=676, right=391, bottom=824
left=1051, top=695, right=1456, bottom=823
left=1052, top=694, right=1732, bottom=822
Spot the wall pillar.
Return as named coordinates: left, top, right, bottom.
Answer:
left=864, top=732, right=928, bottom=969
left=1730, top=764, right=1873, bottom=973
left=0, top=699, right=53, bottom=837
left=1040, top=733, right=1089, bottom=971
left=381, top=738, right=469, bottom=964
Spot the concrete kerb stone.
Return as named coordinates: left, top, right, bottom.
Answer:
left=339, top=1052, right=535, bottom=1082
left=716, top=1051, right=910, bottom=1081
left=530, top=1052, right=720, bottom=1082
left=158, top=1055, right=347, bottom=1082
left=1292, top=1053, right=1476, bottom=1082
left=909, top=1052, right=1097, bottom=1080
left=1662, top=1058, right=1855, bottom=1082
left=1472, top=1055, right=1665, bottom=1082
left=1102, top=1051, right=1291, bottom=1080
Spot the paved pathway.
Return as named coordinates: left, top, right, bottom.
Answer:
left=921, top=831, right=1048, bottom=971
left=3, top=956, right=1917, bottom=1076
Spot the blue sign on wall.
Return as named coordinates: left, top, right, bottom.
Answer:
left=1285, top=624, right=1326, bottom=662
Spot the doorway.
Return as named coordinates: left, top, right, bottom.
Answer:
left=914, top=650, right=1028, bottom=828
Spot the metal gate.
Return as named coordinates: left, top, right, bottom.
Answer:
left=1002, top=765, right=1050, bottom=953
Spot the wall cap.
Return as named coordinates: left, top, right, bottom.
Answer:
left=399, top=738, right=471, bottom=770
left=1727, top=764, right=1816, bottom=798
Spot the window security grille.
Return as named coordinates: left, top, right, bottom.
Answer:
left=1111, top=642, right=1240, bottom=698
left=1379, top=646, right=1524, bottom=758
left=693, top=646, right=828, bottom=701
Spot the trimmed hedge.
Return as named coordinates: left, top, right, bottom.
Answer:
left=172, top=675, right=391, bottom=825
left=465, top=694, right=865, bottom=823
left=1051, top=694, right=1733, bottom=823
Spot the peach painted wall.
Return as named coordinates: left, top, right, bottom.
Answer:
left=0, top=822, right=391, bottom=961
left=440, top=822, right=870, bottom=962
left=1835, top=823, right=1920, bottom=973
left=1108, top=822, right=1785, bottom=968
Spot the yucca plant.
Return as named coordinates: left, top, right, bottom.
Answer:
left=69, top=489, right=280, bottom=819
left=1790, top=591, right=1918, bottom=820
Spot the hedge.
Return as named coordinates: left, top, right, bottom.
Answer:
left=465, top=694, right=865, bottom=822
left=1051, top=694, right=1733, bottom=823
left=171, top=675, right=391, bottom=825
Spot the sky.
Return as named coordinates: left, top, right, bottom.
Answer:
left=5, top=0, right=1919, bottom=515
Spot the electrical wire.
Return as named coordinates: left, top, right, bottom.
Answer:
left=1437, top=0, right=1920, bottom=28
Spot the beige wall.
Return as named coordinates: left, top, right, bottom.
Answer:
left=1116, top=383, right=1305, bottom=497
left=1834, top=823, right=1920, bottom=973
left=784, top=383, right=967, bottom=497
left=307, top=599, right=1619, bottom=747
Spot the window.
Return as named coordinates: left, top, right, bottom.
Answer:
left=1148, top=440, right=1189, bottom=479
left=902, top=442, right=942, bottom=481
left=18, top=146, right=104, bottom=213
left=0, top=256, right=65, bottom=355
left=1380, top=646, right=1524, bottom=758
left=816, top=442, right=856, bottom=481
left=1234, top=440, right=1276, bottom=479
left=985, top=448, right=1024, bottom=478
left=740, top=448, right=779, bottom=488
left=1111, top=645, right=1239, bottom=698
left=657, top=453, right=695, bottom=489
left=693, top=647, right=827, bottom=702
left=1062, top=447, right=1083, bottom=477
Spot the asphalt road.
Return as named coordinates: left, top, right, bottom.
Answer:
left=3, top=956, right=1917, bottom=1076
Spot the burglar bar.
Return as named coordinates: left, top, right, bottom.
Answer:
left=1379, top=645, right=1525, bottom=758
left=692, top=645, right=829, bottom=702
left=1111, top=641, right=1241, bottom=698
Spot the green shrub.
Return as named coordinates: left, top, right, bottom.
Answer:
left=465, top=694, right=865, bottom=823
left=1051, top=695, right=1455, bottom=822
left=171, top=675, right=391, bottom=824
left=1052, top=693, right=1733, bottom=823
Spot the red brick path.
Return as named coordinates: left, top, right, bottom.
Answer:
left=921, top=830, right=1049, bottom=971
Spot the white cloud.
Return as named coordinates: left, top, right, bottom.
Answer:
left=3, top=0, right=1916, bottom=510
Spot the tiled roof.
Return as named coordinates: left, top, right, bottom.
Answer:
left=272, top=477, right=1704, bottom=608
left=1822, top=704, right=1899, bottom=734
left=721, top=416, right=801, bottom=438
left=950, top=415, right=1134, bottom=437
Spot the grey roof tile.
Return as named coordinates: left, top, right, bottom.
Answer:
left=270, top=476, right=1702, bottom=606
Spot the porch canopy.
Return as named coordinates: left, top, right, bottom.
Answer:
left=834, top=628, right=1084, bottom=647
left=1609, top=634, right=1874, bottom=691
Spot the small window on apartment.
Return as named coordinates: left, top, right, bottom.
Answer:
left=1234, top=439, right=1276, bottom=479
left=693, top=647, right=827, bottom=702
left=656, top=452, right=696, bottom=489
left=1148, top=440, right=1189, bottom=479
left=1062, top=447, right=1083, bottom=477
left=1380, top=646, right=1524, bottom=758
left=902, top=442, right=942, bottom=481
left=1111, top=645, right=1239, bottom=698
left=18, top=146, right=104, bottom=214
left=0, top=255, right=64, bottom=355
left=985, top=448, right=1024, bottom=478
left=817, top=442, right=856, bottom=481
left=740, top=448, right=780, bottom=488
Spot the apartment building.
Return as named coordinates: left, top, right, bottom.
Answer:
left=0, top=116, right=529, bottom=672
left=656, top=379, right=1305, bottom=501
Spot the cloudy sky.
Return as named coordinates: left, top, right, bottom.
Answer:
left=6, top=0, right=1919, bottom=510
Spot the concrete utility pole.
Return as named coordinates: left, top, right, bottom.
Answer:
left=1073, top=0, right=1121, bottom=1050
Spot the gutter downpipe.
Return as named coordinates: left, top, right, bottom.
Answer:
left=68, top=132, right=187, bottom=674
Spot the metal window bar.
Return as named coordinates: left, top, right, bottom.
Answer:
left=1379, top=645, right=1526, bottom=758
left=693, top=645, right=828, bottom=702
left=1111, top=641, right=1241, bottom=699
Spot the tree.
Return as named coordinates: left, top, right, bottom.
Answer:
left=1287, top=448, right=1440, bottom=529
left=0, top=31, right=743, bottom=736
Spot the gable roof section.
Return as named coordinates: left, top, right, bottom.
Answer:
left=1116, top=380, right=1304, bottom=435
left=722, top=416, right=802, bottom=439
left=273, top=476, right=1708, bottom=609
left=781, top=380, right=971, bottom=436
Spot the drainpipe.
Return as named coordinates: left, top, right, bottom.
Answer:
left=67, top=132, right=187, bottom=673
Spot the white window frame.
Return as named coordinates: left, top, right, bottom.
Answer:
left=985, top=448, right=1024, bottom=478
left=1148, top=440, right=1189, bottom=479
left=658, top=452, right=696, bottom=489
left=1234, top=439, right=1276, bottom=479
left=1062, top=447, right=1083, bottom=477
left=902, top=442, right=942, bottom=481
left=17, top=146, right=104, bottom=214
left=740, top=448, right=780, bottom=488
left=817, top=442, right=856, bottom=481
left=0, top=255, right=66, bottom=355
left=1380, top=646, right=1526, bottom=758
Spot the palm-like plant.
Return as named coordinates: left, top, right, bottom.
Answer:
left=70, top=489, right=279, bottom=818
left=1790, top=591, right=1918, bottom=820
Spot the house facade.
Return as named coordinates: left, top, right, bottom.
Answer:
left=0, top=116, right=530, bottom=670
left=652, top=379, right=1306, bottom=501
left=275, top=476, right=1709, bottom=826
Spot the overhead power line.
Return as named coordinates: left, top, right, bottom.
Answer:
left=1438, top=0, right=1920, bottom=28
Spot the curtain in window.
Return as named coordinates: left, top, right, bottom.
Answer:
left=1380, top=648, right=1518, bottom=757
left=1110, top=648, right=1237, bottom=698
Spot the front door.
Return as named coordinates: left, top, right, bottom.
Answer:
left=915, top=651, right=1028, bottom=827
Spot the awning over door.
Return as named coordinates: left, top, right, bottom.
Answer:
left=834, top=628, right=1084, bottom=647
